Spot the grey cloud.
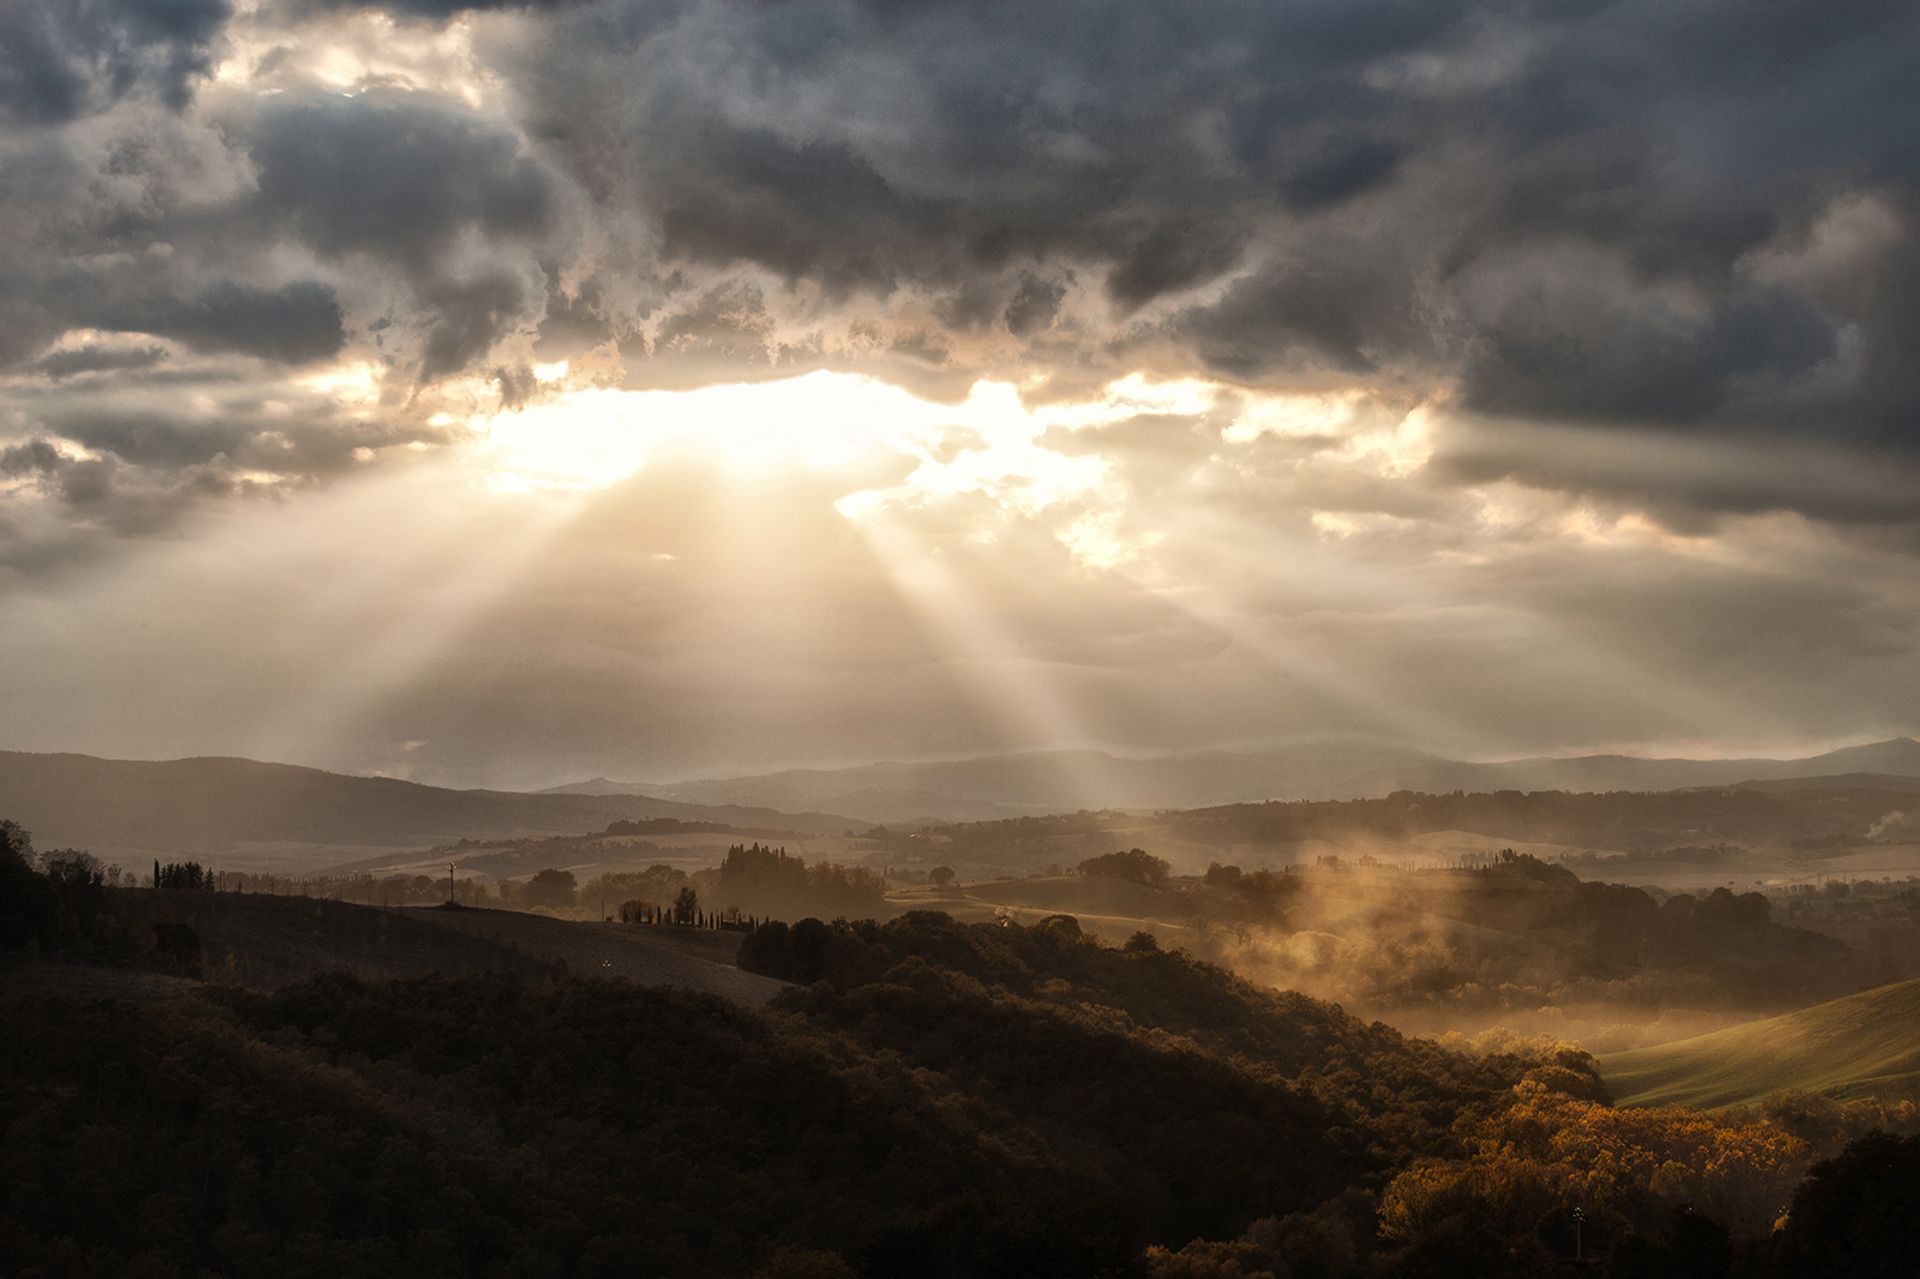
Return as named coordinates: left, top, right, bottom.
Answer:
left=32, top=344, right=167, bottom=380
left=280, top=0, right=594, bottom=18
left=96, top=279, right=346, bottom=364
left=1456, top=267, right=1838, bottom=426
left=651, top=280, right=778, bottom=367
left=233, top=90, right=570, bottom=379
left=654, top=121, right=945, bottom=294
left=1431, top=419, right=1920, bottom=530
left=1276, top=135, right=1403, bottom=213
left=460, top=0, right=1920, bottom=524
left=417, top=273, right=534, bottom=380
left=0, top=0, right=230, bottom=125
left=243, top=92, right=556, bottom=273
left=29, top=385, right=444, bottom=473
left=45, top=450, right=292, bottom=538
left=887, top=330, right=950, bottom=366
left=0, top=438, right=70, bottom=476
left=1108, top=219, right=1251, bottom=312
left=1002, top=272, right=1067, bottom=337
left=9, top=0, right=1920, bottom=604
left=493, top=0, right=1486, bottom=327
left=56, top=457, right=114, bottom=507
left=1175, top=241, right=1430, bottom=380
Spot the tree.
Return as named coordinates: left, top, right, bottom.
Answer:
left=1077, top=848, right=1171, bottom=887
left=930, top=866, right=955, bottom=889
left=41, top=850, right=105, bottom=892
left=674, top=885, right=699, bottom=925
left=524, top=868, right=578, bottom=910
left=1778, top=1131, right=1920, bottom=1279
left=0, top=820, right=59, bottom=950
left=156, top=861, right=214, bottom=891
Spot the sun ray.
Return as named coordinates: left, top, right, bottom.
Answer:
left=852, top=513, right=1110, bottom=798
left=244, top=481, right=590, bottom=766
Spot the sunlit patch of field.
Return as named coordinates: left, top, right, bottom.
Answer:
left=1389, top=1003, right=1753, bottom=1056
left=887, top=874, right=1194, bottom=942
left=1598, top=977, right=1920, bottom=1109
left=1780, top=842, right=1920, bottom=883
left=1407, top=830, right=1622, bottom=863
left=330, top=829, right=878, bottom=885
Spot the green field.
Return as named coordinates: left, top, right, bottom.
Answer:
left=1598, top=977, right=1920, bottom=1109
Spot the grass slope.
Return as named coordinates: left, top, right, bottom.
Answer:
left=1599, top=977, right=1920, bottom=1109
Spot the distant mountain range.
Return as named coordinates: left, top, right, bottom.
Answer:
left=7, top=737, right=1916, bottom=872
left=545, top=737, right=1920, bottom=825
left=0, top=751, right=863, bottom=870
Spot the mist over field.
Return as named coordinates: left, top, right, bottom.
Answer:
left=7, top=0, right=1920, bottom=1273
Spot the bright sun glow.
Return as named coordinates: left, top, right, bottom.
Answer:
left=474, top=368, right=1381, bottom=522
left=476, top=370, right=1131, bottom=519
left=479, top=372, right=944, bottom=490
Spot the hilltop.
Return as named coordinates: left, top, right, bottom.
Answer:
left=1599, top=978, right=1920, bottom=1109
left=0, top=882, right=783, bottom=1007
left=542, top=737, right=1920, bottom=824
left=0, top=751, right=865, bottom=874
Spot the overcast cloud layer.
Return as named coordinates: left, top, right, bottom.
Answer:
left=1, top=0, right=1917, bottom=786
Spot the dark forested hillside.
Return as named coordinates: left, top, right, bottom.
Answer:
left=7, top=828, right=1920, bottom=1277
left=0, top=960, right=1510, bottom=1276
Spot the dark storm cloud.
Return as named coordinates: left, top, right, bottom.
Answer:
left=1173, top=241, right=1430, bottom=380
left=1107, top=219, right=1252, bottom=314
left=241, top=92, right=556, bottom=272
left=0, top=0, right=230, bottom=124
left=448, top=0, right=1919, bottom=525
left=2, top=39, right=570, bottom=363
left=9, top=0, right=1920, bottom=569
left=1455, top=273, right=1838, bottom=425
left=96, top=279, right=347, bottom=364
left=222, top=90, right=570, bottom=377
left=1001, top=272, right=1067, bottom=338
left=1276, top=135, right=1403, bottom=213
left=489, top=0, right=1495, bottom=326
left=648, top=117, right=953, bottom=295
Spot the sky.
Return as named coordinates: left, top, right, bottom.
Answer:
left=1, top=0, right=1918, bottom=789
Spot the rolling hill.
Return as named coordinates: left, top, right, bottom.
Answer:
left=1598, top=977, right=1920, bottom=1109
left=1348, top=737, right=1920, bottom=798
left=543, top=742, right=1446, bottom=819
left=544, top=738, right=1920, bottom=824
left=0, top=751, right=865, bottom=872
